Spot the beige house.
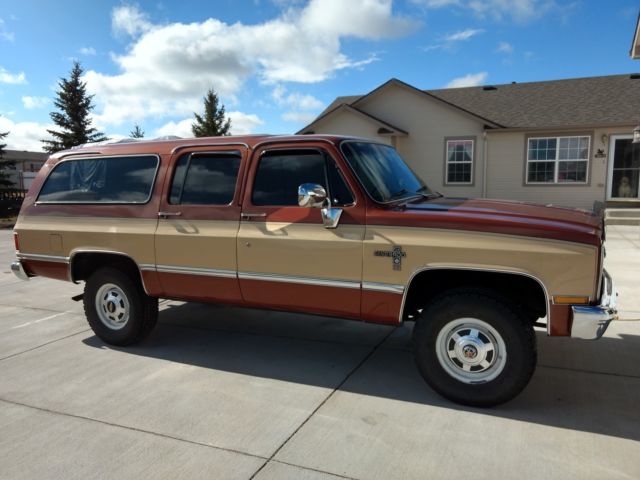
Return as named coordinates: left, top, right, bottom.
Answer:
left=299, top=75, right=640, bottom=210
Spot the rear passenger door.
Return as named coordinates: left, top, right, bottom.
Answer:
left=154, top=147, right=245, bottom=302
left=236, top=144, right=365, bottom=319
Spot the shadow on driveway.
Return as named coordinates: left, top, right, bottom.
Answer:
left=82, top=301, right=640, bottom=443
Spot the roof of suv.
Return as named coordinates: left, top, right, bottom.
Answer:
left=50, top=134, right=358, bottom=159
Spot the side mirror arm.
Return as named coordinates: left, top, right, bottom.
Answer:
left=321, top=198, right=342, bottom=229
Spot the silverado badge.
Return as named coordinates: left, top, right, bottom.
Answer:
left=374, top=245, right=407, bottom=271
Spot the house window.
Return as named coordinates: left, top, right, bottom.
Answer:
left=526, top=136, right=590, bottom=184
left=445, top=139, right=474, bottom=184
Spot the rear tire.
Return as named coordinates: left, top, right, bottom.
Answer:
left=84, top=267, right=158, bottom=346
left=412, top=289, right=536, bottom=407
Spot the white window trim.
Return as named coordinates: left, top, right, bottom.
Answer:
left=445, top=139, right=474, bottom=185
left=526, top=135, right=590, bottom=185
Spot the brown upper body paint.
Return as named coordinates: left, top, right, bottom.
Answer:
left=14, top=135, right=604, bottom=335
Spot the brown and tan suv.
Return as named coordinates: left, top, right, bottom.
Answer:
left=10, top=134, right=617, bottom=406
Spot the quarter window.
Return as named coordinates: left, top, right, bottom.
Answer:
left=445, top=139, right=474, bottom=184
left=526, top=136, right=590, bottom=184
left=37, top=155, right=158, bottom=203
left=169, top=152, right=240, bottom=205
left=252, top=150, right=354, bottom=206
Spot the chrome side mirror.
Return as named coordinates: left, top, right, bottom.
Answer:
left=298, top=183, right=327, bottom=208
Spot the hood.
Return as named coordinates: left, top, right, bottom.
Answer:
left=368, top=197, right=603, bottom=247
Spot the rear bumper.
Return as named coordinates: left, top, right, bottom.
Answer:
left=571, top=269, right=617, bottom=339
left=10, top=260, right=29, bottom=281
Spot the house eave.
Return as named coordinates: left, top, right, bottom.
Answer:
left=485, top=122, right=638, bottom=133
left=631, top=11, right=640, bottom=59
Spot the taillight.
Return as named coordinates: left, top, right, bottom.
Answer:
left=13, top=232, right=19, bottom=252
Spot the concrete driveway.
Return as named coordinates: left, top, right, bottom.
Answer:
left=0, top=227, right=639, bottom=480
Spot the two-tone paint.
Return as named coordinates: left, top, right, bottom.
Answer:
left=13, top=134, right=607, bottom=336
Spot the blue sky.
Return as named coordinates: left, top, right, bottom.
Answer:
left=0, top=0, right=638, bottom=151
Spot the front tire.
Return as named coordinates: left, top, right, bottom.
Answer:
left=412, top=289, right=536, bottom=407
left=84, top=267, right=158, bottom=346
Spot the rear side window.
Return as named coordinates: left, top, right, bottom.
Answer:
left=252, top=151, right=354, bottom=206
left=169, top=152, right=240, bottom=205
left=38, top=155, right=158, bottom=203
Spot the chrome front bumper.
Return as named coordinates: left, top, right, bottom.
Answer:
left=571, top=269, right=617, bottom=339
left=10, top=260, right=29, bottom=281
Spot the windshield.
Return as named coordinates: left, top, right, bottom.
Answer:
left=341, top=141, right=433, bottom=203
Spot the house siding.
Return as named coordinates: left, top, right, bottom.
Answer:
left=485, top=126, right=634, bottom=210
left=309, top=110, right=392, bottom=145
left=305, top=79, right=639, bottom=211
left=348, top=85, right=487, bottom=198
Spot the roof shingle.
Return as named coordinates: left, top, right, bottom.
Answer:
left=314, top=74, right=640, bottom=130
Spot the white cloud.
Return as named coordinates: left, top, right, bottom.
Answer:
left=111, top=4, right=153, bottom=37
left=21, top=96, right=49, bottom=109
left=0, top=67, right=26, bottom=84
left=0, top=116, right=52, bottom=151
left=227, top=111, right=264, bottom=134
left=272, top=86, right=323, bottom=110
left=444, top=28, right=484, bottom=42
left=282, top=111, right=317, bottom=123
left=154, top=118, right=193, bottom=138
left=154, top=111, right=263, bottom=138
left=85, top=1, right=416, bottom=126
left=497, top=41, right=513, bottom=53
left=445, top=71, right=488, bottom=88
left=413, top=0, right=554, bottom=22
left=272, top=86, right=323, bottom=125
left=79, top=46, right=96, bottom=56
left=425, top=28, right=483, bottom=51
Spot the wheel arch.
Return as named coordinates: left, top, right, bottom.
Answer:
left=69, top=250, right=151, bottom=295
left=401, top=266, right=549, bottom=331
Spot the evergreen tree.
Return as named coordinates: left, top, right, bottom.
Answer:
left=191, top=89, right=232, bottom=137
left=42, top=61, right=108, bottom=153
left=0, top=130, right=15, bottom=189
left=130, top=124, right=144, bottom=138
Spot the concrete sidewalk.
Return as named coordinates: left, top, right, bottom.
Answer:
left=0, top=228, right=638, bottom=480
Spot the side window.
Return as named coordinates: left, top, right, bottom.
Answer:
left=326, top=160, right=354, bottom=206
left=38, top=155, right=158, bottom=203
left=169, top=152, right=241, bottom=205
left=252, top=150, right=354, bottom=207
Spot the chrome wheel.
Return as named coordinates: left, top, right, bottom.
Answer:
left=435, top=317, right=507, bottom=384
left=95, top=283, right=130, bottom=330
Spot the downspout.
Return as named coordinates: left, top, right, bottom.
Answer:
left=482, top=131, right=488, bottom=198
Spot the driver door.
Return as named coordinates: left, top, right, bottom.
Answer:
left=236, top=143, right=365, bottom=318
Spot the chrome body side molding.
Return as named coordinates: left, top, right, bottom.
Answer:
left=238, top=271, right=360, bottom=290
left=154, top=264, right=237, bottom=279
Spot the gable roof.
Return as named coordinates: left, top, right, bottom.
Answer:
left=309, top=74, right=640, bottom=132
left=351, top=78, right=504, bottom=128
left=297, top=103, right=408, bottom=135
left=428, top=74, right=640, bottom=129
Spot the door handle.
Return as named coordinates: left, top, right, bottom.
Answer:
left=158, top=211, right=182, bottom=218
left=241, top=212, right=267, bottom=220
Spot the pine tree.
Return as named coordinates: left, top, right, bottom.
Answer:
left=42, top=61, right=108, bottom=153
left=0, top=130, right=15, bottom=189
left=191, top=89, right=232, bottom=137
left=130, top=124, right=144, bottom=138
